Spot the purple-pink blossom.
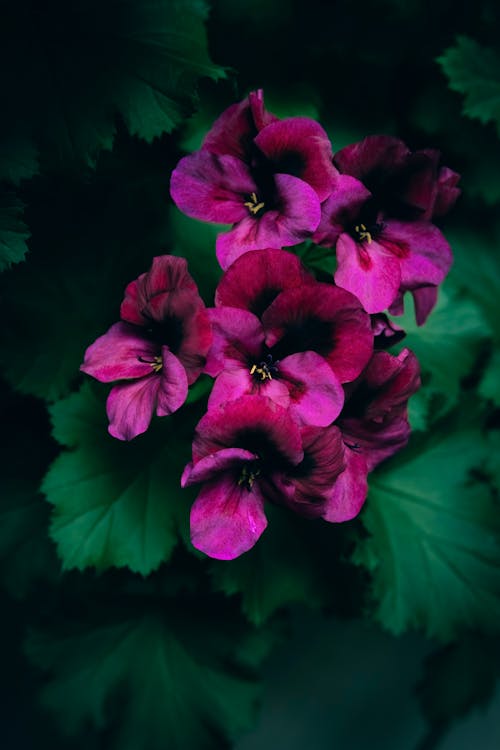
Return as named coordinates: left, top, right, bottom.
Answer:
left=170, top=90, right=338, bottom=269
left=81, top=255, right=212, bottom=440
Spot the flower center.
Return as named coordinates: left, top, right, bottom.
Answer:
left=138, top=354, right=163, bottom=373
left=354, top=223, right=372, bottom=244
left=249, top=354, right=279, bottom=381
left=244, top=191, right=265, bottom=216
left=237, top=464, right=261, bottom=490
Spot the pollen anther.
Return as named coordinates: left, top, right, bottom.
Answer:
left=244, top=192, right=265, bottom=216
left=355, top=223, right=372, bottom=244
left=237, top=464, right=261, bottom=490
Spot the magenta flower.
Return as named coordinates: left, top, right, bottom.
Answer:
left=170, top=91, right=338, bottom=269
left=81, top=256, right=212, bottom=441
left=333, top=135, right=461, bottom=221
left=339, top=348, right=420, bottom=471
left=205, top=306, right=345, bottom=427
left=182, top=396, right=304, bottom=559
left=314, top=175, right=452, bottom=321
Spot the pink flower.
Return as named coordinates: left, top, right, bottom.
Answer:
left=81, top=256, right=212, bottom=441
left=170, top=91, right=338, bottom=269
left=314, top=175, right=452, bottom=322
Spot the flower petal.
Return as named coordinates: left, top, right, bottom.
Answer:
left=334, top=136, right=410, bottom=187
left=191, top=395, right=303, bottom=466
left=254, top=117, right=338, bottom=201
left=81, top=322, right=158, bottom=383
left=182, top=448, right=258, bottom=487
left=386, top=220, right=452, bottom=287
left=216, top=173, right=321, bottom=270
left=279, top=351, right=344, bottom=426
left=156, top=349, right=188, bottom=416
left=215, top=247, right=315, bottom=317
left=334, top=233, right=402, bottom=314
left=208, top=368, right=290, bottom=412
left=201, top=89, right=277, bottom=161
left=190, top=475, right=268, bottom=560
left=204, top=307, right=264, bottom=376
left=262, top=283, right=373, bottom=383
left=323, top=448, right=368, bottom=522
left=106, top=376, right=159, bottom=441
left=313, top=175, right=371, bottom=247
left=170, top=151, right=256, bottom=224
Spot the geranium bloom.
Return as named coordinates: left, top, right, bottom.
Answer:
left=333, top=135, right=461, bottom=221
left=205, top=306, right=345, bottom=427
left=81, top=255, right=212, bottom=440
left=339, top=347, right=420, bottom=471
left=314, top=175, right=452, bottom=321
left=170, top=90, right=338, bottom=269
left=182, top=396, right=347, bottom=559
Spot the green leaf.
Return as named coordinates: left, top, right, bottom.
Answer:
left=479, top=348, right=500, bottom=406
left=26, top=608, right=264, bottom=750
left=210, top=506, right=325, bottom=625
left=42, top=383, right=200, bottom=575
left=0, top=479, right=59, bottom=598
left=0, top=0, right=225, bottom=171
left=0, top=188, right=30, bottom=272
left=438, top=37, right=500, bottom=136
left=354, top=415, right=500, bottom=640
left=417, top=636, right=500, bottom=727
left=392, top=281, right=488, bottom=419
left=0, top=143, right=173, bottom=401
left=0, top=136, right=38, bottom=184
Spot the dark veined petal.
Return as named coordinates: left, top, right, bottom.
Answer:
left=170, top=150, right=256, bottom=224
left=323, top=447, right=368, bottom=522
left=190, top=472, right=268, bottom=560
left=80, top=322, right=158, bottom=383
left=190, top=395, right=303, bottom=466
left=215, top=248, right=315, bottom=317
left=262, top=283, right=373, bottom=383
left=254, top=117, right=338, bottom=201
left=156, top=348, right=189, bottom=417
left=106, top=376, right=160, bottom=441
left=201, top=89, right=277, bottom=161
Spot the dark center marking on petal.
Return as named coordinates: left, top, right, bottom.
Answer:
left=271, top=151, right=305, bottom=178
left=142, top=314, right=184, bottom=353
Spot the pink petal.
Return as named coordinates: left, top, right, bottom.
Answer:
left=216, top=173, right=321, bottom=270
left=208, top=367, right=290, bottom=412
left=190, top=474, right=268, bottom=560
left=182, top=448, right=258, bottom=487
left=106, top=376, right=160, bottom=441
left=204, top=307, right=264, bottom=376
left=191, top=395, right=303, bottom=466
left=279, top=351, right=344, bottom=426
left=215, top=247, right=315, bottom=317
left=170, top=151, right=256, bottom=224
left=156, top=349, right=188, bottom=416
left=262, top=283, right=373, bottom=383
left=386, top=220, right=452, bottom=287
left=313, top=175, right=371, bottom=247
left=334, top=136, right=410, bottom=183
left=334, top=233, right=402, bottom=314
left=254, top=117, right=338, bottom=201
left=81, top=322, right=157, bottom=383
left=201, top=90, right=277, bottom=161
left=323, top=448, right=368, bottom=522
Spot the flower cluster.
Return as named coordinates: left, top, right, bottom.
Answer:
left=82, top=90, right=459, bottom=560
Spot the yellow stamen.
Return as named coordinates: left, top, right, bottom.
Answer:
left=250, top=363, right=273, bottom=381
left=151, top=356, right=163, bottom=373
left=244, top=191, right=265, bottom=216
left=355, top=223, right=372, bottom=244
